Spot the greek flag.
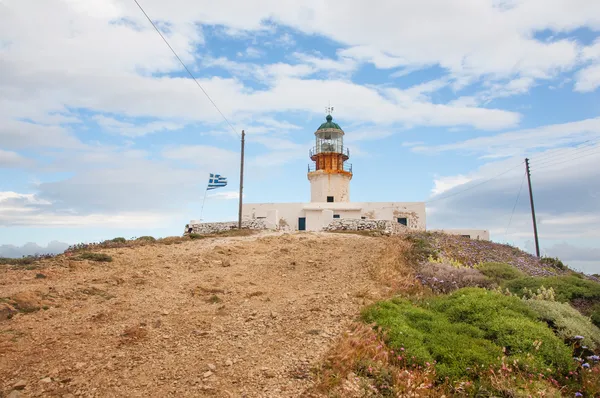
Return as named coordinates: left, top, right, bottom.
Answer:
left=207, top=173, right=227, bottom=190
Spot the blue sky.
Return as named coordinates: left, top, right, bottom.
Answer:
left=1, top=0, right=600, bottom=274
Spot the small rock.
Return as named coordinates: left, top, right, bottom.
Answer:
left=225, top=359, right=233, bottom=367
left=161, top=310, right=169, bottom=316
left=207, top=363, right=216, bottom=371
left=221, top=259, right=231, bottom=267
left=40, top=377, right=52, bottom=383
left=75, top=362, right=85, bottom=369
left=203, top=371, right=213, bottom=378
left=13, top=380, right=26, bottom=390
left=270, top=311, right=278, bottom=319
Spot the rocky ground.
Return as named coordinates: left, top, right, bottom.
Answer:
left=0, top=231, right=407, bottom=398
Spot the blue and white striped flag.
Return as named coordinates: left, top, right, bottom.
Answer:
left=207, top=173, right=227, bottom=190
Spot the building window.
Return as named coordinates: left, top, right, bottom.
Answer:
left=361, top=216, right=366, bottom=219
left=461, top=235, right=471, bottom=239
left=327, top=196, right=334, bottom=202
left=397, top=217, right=407, bottom=226
left=333, top=214, right=340, bottom=219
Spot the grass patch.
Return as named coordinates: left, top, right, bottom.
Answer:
left=592, top=304, right=600, bottom=328
left=206, top=295, right=222, bottom=304
left=523, top=299, right=600, bottom=350
left=503, top=275, right=600, bottom=303
left=188, top=233, right=206, bottom=240
left=361, top=288, right=574, bottom=381
left=135, top=236, right=156, bottom=242
left=476, top=262, right=526, bottom=285
left=402, top=232, right=439, bottom=265
left=77, top=252, right=113, bottom=262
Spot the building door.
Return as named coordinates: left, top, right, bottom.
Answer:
left=298, top=217, right=306, bottom=231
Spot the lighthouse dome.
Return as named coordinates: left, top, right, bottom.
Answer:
left=317, top=114, right=343, bottom=131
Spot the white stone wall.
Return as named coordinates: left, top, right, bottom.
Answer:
left=324, top=219, right=408, bottom=235
left=308, top=171, right=352, bottom=202
left=242, top=201, right=426, bottom=232
left=184, top=219, right=267, bottom=235
left=430, top=228, right=490, bottom=241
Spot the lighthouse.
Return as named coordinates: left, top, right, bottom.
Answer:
left=308, top=113, right=352, bottom=203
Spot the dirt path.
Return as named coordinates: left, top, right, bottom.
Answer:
left=0, top=231, right=405, bottom=398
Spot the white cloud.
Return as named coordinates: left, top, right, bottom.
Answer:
left=0, top=149, right=32, bottom=168
left=413, top=117, right=600, bottom=158
left=431, top=175, right=473, bottom=196
left=93, top=115, right=185, bottom=137
left=207, top=191, right=239, bottom=200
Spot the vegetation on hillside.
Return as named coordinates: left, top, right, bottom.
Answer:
left=314, top=232, right=600, bottom=397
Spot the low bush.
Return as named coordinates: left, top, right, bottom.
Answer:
left=416, top=261, right=492, bottom=294
left=110, top=237, right=127, bottom=243
left=0, top=257, right=36, bottom=266
left=503, top=275, right=600, bottom=303
left=524, top=299, right=600, bottom=350
left=402, top=233, right=439, bottom=265
left=591, top=304, right=600, bottom=328
left=362, top=288, right=574, bottom=381
left=77, top=252, right=113, bottom=262
left=540, top=255, right=567, bottom=270
left=476, top=262, right=526, bottom=285
left=135, top=236, right=156, bottom=242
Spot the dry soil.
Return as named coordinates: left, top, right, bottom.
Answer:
left=0, top=231, right=407, bottom=398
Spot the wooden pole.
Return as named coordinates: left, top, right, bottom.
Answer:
left=238, top=130, right=245, bottom=229
left=525, top=158, right=540, bottom=257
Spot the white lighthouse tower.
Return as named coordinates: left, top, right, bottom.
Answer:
left=307, top=110, right=352, bottom=203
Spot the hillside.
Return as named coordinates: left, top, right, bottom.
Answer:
left=1, top=231, right=599, bottom=397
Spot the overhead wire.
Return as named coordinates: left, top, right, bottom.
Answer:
left=503, top=170, right=526, bottom=240
left=527, top=138, right=600, bottom=165
left=531, top=147, right=600, bottom=172
left=426, top=161, right=524, bottom=204
left=531, top=144, right=600, bottom=168
left=132, top=0, right=240, bottom=138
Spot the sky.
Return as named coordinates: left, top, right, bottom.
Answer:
left=1, top=0, right=599, bottom=274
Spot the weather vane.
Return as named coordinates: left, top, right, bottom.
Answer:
left=325, top=101, right=334, bottom=116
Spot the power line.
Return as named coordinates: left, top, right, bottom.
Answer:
left=531, top=147, right=600, bottom=172
left=531, top=144, right=600, bottom=168
left=504, top=170, right=526, bottom=239
left=426, top=162, right=524, bottom=204
left=528, top=138, right=600, bottom=165
left=132, top=0, right=240, bottom=138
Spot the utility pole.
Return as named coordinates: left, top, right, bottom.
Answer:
left=238, top=130, right=245, bottom=229
left=525, top=158, right=540, bottom=257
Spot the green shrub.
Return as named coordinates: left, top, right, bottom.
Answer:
left=77, top=252, right=113, bottom=262
left=503, top=276, right=600, bottom=303
left=476, top=262, right=526, bottom=285
left=362, top=288, right=574, bottom=381
left=0, top=257, right=36, bottom=266
left=136, top=236, right=156, bottom=242
left=524, top=299, right=600, bottom=350
left=188, top=233, right=205, bottom=240
left=591, top=304, right=600, bottom=328
left=540, top=256, right=566, bottom=270
left=110, top=237, right=127, bottom=243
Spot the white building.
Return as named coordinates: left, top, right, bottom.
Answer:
left=238, top=113, right=488, bottom=239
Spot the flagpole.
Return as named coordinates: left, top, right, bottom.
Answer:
left=238, top=130, right=245, bottom=229
left=200, top=174, right=209, bottom=222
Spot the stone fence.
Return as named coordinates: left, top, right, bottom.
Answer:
left=184, top=219, right=267, bottom=235
left=323, top=219, right=408, bottom=235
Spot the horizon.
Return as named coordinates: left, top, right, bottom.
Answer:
left=1, top=0, right=599, bottom=274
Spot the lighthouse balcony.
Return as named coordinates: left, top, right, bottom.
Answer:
left=309, top=146, right=350, bottom=160
left=308, top=162, right=352, bottom=173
